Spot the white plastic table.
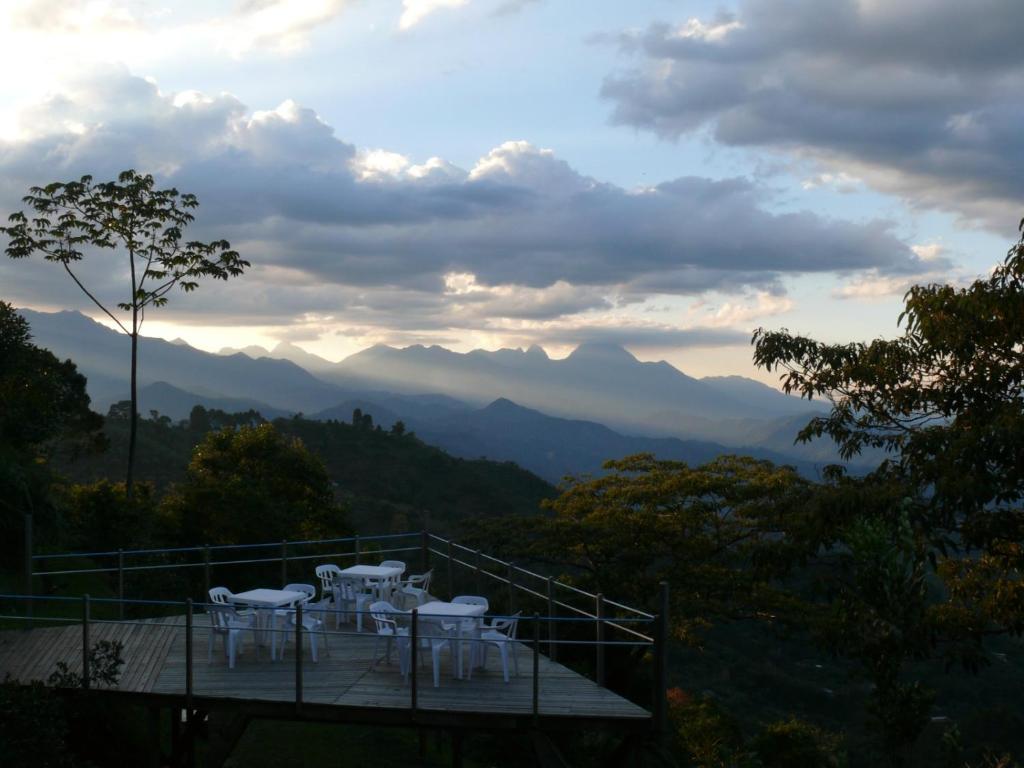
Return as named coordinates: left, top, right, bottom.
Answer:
left=415, top=601, right=487, bottom=678
left=229, top=589, right=306, bottom=646
left=338, top=565, right=404, bottom=601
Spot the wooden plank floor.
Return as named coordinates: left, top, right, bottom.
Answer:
left=0, top=616, right=650, bottom=722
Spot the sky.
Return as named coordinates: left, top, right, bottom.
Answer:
left=0, top=0, right=1020, bottom=383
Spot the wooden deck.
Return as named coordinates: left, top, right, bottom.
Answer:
left=0, top=615, right=650, bottom=730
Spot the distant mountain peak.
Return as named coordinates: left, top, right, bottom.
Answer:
left=525, top=344, right=549, bottom=359
left=218, top=344, right=270, bottom=359
left=566, top=342, right=637, bottom=364
left=170, top=337, right=192, bottom=347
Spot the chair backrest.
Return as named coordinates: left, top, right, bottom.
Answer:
left=314, top=564, right=342, bottom=596
left=380, top=560, right=406, bottom=575
left=407, top=569, right=433, bottom=590
left=283, top=583, right=316, bottom=604
left=369, top=600, right=402, bottom=635
left=452, top=595, right=488, bottom=610
left=208, top=587, right=233, bottom=605
left=490, top=611, right=521, bottom=640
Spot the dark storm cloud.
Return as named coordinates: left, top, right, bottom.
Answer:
left=602, top=0, right=1024, bottom=231
left=0, top=69, right=928, bottom=329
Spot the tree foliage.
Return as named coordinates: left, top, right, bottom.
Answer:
left=753, top=220, right=1024, bottom=638
left=160, top=423, right=349, bottom=545
left=2, top=170, right=248, bottom=496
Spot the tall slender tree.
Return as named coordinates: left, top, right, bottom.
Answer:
left=2, top=170, right=249, bottom=497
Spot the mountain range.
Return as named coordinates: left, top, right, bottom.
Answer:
left=18, top=308, right=857, bottom=480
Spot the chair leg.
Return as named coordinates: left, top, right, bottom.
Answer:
left=499, top=643, right=510, bottom=683
left=432, top=644, right=442, bottom=688
left=227, top=634, right=237, bottom=669
left=310, top=631, right=318, bottom=663
left=208, top=629, right=214, bottom=663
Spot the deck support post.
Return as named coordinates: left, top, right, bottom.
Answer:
left=546, top=577, right=557, bottom=662
left=451, top=730, right=464, bottom=768
left=280, top=539, right=288, bottom=586
left=532, top=613, right=540, bottom=721
left=652, top=581, right=669, bottom=740
left=421, top=529, right=429, bottom=573
left=81, top=594, right=90, bottom=689
left=446, top=539, right=454, bottom=600
left=596, top=593, right=605, bottom=687
left=118, top=549, right=125, bottom=620
left=295, top=602, right=303, bottom=714
left=410, top=608, right=419, bottom=717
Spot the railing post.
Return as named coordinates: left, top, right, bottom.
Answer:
left=185, top=598, right=194, bottom=750
left=410, top=608, right=419, bottom=717
left=355, top=535, right=361, bottom=564
left=24, top=513, right=32, bottom=622
left=653, top=582, right=669, bottom=738
left=532, top=613, right=540, bottom=721
left=420, top=530, right=429, bottom=573
left=280, top=540, right=288, bottom=586
left=596, top=593, right=605, bottom=687
left=295, top=602, right=303, bottom=713
left=446, top=540, right=454, bottom=600
left=203, top=545, right=211, bottom=601
left=507, top=562, right=515, bottom=613
left=474, top=550, right=482, bottom=595
left=82, top=594, right=91, bottom=690
left=118, top=549, right=125, bottom=621
left=546, top=577, right=557, bottom=662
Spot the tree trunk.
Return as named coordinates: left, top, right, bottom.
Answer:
left=127, top=316, right=138, bottom=500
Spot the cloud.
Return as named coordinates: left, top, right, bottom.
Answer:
left=0, top=71, right=929, bottom=347
left=399, top=0, right=469, bottom=31
left=601, top=0, right=1024, bottom=233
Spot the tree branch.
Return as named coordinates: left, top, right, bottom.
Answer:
left=62, top=262, right=129, bottom=335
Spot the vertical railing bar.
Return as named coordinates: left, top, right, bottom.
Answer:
left=653, top=581, right=669, bottom=739
left=446, top=540, right=454, bottom=601
left=24, top=513, right=32, bottom=623
left=82, top=594, right=90, bottom=690
left=185, top=596, right=194, bottom=763
left=507, top=562, right=515, bottom=614
left=280, top=540, right=288, bottom=586
left=546, top=577, right=557, bottom=662
left=118, top=549, right=125, bottom=621
left=411, top=608, right=419, bottom=716
left=295, top=602, right=303, bottom=713
left=532, top=613, right=540, bottom=720
left=596, top=593, right=605, bottom=687
left=474, top=550, right=482, bottom=595
left=203, top=545, right=211, bottom=601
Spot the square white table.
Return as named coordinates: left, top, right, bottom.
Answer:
left=415, top=601, right=487, bottom=678
left=338, top=565, right=404, bottom=601
left=229, top=589, right=307, bottom=646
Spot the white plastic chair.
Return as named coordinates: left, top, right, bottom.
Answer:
left=369, top=601, right=410, bottom=677
left=206, top=603, right=258, bottom=669
left=209, top=586, right=251, bottom=618
left=471, top=612, right=521, bottom=682
left=336, top=575, right=374, bottom=631
left=275, top=598, right=332, bottom=662
left=314, top=564, right=342, bottom=602
left=282, top=583, right=316, bottom=604
left=397, top=569, right=433, bottom=608
left=414, top=615, right=456, bottom=688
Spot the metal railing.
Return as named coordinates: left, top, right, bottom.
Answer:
left=14, top=522, right=670, bottom=731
